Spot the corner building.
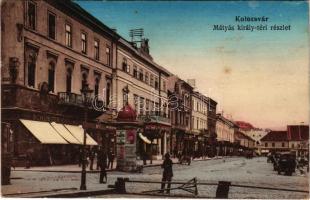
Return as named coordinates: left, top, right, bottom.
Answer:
left=1, top=0, right=118, bottom=165
left=114, top=38, right=171, bottom=161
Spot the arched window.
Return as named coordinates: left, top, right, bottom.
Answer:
left=66, top=68, right=72, bottom=93
left=48, top=62, right=55, bottom=92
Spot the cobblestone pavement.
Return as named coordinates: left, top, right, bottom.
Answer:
left=100, top=157, right=309, bottom=199
left=3, top=157, right=309, bottom=198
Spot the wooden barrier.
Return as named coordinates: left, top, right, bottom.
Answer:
left=111, top=177, right=309, bottom=198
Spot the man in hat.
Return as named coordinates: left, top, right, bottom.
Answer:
left=160, top=152, right=173, bottom=194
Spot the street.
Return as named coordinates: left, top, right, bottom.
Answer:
left=3, top=157, right=309, bottom=198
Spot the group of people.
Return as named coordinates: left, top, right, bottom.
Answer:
left=78, top=147, right=115, bottom=184
left=78, top=147, right=115, bottom=170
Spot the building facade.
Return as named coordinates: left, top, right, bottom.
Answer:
left=191, top=91, right=208, bottom=157
left=167, top=76, right=193, bottom=157
left=1, top=0, right=122, bottom=165
left=260, top=125, right=309, bottom=156
left=287, top=125, right=309, bottom=156
left=113, top=37, right=171, bottom=160
left=215, top=114, right=235, bottom=156
left=260, top=131, right=289, bottom=154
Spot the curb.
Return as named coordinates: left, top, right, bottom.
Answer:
left=12, top=157, right=227, bottom=173
left=12, top=168, right=116, bottom=173
left=35, top=189, right=115, bottom=198
left=4, top=188, right=115, bottom=198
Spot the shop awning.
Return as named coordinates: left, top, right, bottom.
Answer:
left=139, top=133, right=151, bottom=144
left=64, top=124, right=98, bottom=146
left=50, top=122, right=80, bottom=145
left=20, top=119, right=68, bottom=144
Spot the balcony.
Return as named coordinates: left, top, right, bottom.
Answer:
left=137, top=111, right=171, bottom=125
left=58, top=92, right=83, bottom=107
left=58, top=92, right=105, bottom=118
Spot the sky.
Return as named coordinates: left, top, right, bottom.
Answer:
left=76, top=1, right=309, bottom=130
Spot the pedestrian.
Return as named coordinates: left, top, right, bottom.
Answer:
left=89, top=147, right=95, bottom=170
left=160, top=152, right=173, bottom=194
left=25, top=151, right=32, bottom=169
left=108, top=149, right=115, bottom=169
left=97, top=148, right=107, bottom=184
left=142, top=149, right=147, bottom=165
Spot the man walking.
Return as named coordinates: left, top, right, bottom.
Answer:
left=108, top=149, right=115, bottom=169
left=97, top=147, right=107, bottom=184
left=89, top=147, right=95, bottom=170
left=160, top=153, right=173, bottom=194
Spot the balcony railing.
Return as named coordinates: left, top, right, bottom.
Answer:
left=137, top=111, right=170, bottom=124
left=58, top=92, right=83, bottom=107
left=58, top=92, right=104, bottom=109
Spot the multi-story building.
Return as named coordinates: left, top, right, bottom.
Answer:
left=113, top=37, right=171, bottom=160
left=1, top=0, right=120, bottom=165
left=206, top=97, right=217, bottom=157
left=260, top=131, right=289, bottom=154
left=215, top=114, right=235, bottom=156
left=235, top=121, right=268, bottom=154
left=260, top=125, right=309, bottom=156
left=287, top=125, right=309, bottom=156
left=234, top=130, right=256, bottom=153
left=167, top=76, right=193, bottom=156
left=191, top=91, right=208, bottom=157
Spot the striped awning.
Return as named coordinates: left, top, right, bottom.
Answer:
left=50, top=122, right=80, bottom=144
left=20, top=119, right=68, bottom=144
left=64, top=124, right=98, bottom=146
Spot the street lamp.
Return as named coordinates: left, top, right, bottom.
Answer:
left=80, top=83, right=93, bottom=190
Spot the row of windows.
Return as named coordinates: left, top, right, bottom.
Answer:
left=264, top=143, right=301, bottom=148
left=192, top=116, right=207, bottom=130
left=26, top=50, right=111, bottom=105
left=265, top=142, right=286, bottom=148
left=171, top=111, right=190, bottom=127
left=192, top=98, right=208, bottom=114
left=26, top=1, right=111, bottom=66
left=121, top=58, right=167, bottom=92
left=132, top=94, right=166, bottom=116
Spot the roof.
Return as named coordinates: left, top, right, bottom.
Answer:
left=54, top=0, right=121, bottom=40
left=235, top=121, right=255, bottom=131
left=118, top=38, right=171, bottom=76
left=287, top=125, right=309, bottom=141
left=216, top=114, right=235, bottom=128
left=54, top=1, right=171, bottom=76
left=260, top=131, right=288, bottom=142
left=235, top=131, right=255, bottom=142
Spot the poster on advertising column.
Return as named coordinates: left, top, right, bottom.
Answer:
left=116, top=129, right=137, bottom=171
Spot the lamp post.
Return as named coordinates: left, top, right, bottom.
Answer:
left=80, top=83, right=93, bottom=190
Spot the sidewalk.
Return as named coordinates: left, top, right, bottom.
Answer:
left=3, top=156, right=225, bottom=197
left=12, top=158, right=180, bottom=173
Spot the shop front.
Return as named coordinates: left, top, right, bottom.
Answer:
left=142, top=123, right=171, bottom=161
